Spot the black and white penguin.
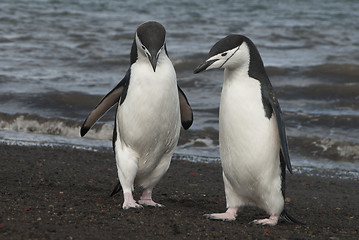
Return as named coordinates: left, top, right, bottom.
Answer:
left=194, top=35, right=301, bottom=225
left=81, top=21, right=193, bottom=209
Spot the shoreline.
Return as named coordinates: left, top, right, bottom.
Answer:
left=1, top=144, right=358, bottom=239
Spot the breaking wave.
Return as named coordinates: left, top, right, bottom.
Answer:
left=0, top=113, right=113, bottom=141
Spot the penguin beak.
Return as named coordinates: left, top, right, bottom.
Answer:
left=193, top=59, right=218, bottom=74
left=149, top=55, right=158, bottom=72
left=149, top=50, right=160, bottom=72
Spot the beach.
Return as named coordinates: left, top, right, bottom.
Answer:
left=1, top=1, right=358, bottom=239
left=1, top=0, right=359, bottom=171
left=1, top=144, right=358, bottom=239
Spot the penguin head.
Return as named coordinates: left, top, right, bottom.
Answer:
left=194, top=35, right=255, bottom=73
left=133, top=21, right=166, bottom=72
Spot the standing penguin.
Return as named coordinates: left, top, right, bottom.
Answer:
left=81, top=21, right=193, bottom=209
left=194, top=35, right=300, bottom=225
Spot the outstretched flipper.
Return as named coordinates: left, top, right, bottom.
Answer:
left=177, top=85, right=193, bottom=130
left=80, top=69, right=130, bottom=137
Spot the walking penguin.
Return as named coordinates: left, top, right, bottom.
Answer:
left=81, top=21, right=193, bottom=209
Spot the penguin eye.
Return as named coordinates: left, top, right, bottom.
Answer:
left=221, top=52, right=228, bottom=57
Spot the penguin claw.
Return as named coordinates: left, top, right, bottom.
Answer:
left=142, top=203, right=167, bottom=209
left=249, top=216, right=279, bottom=226
left=123, top=203, right=144, bottom=210
left=138, top=199, right=166, bottom=208
left=204, top=214, right=223, bottom=221
left=154, top=203, right=167, bottom=209
left=203, top=213, right=236, bottom=222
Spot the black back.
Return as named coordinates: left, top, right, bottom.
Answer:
left=244, top=36, right=274, bottom=119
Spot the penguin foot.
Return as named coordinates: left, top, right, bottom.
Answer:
left=138, top=189, right=165, bottom=208
left=203, top=207, right=238, bottom=221
left=249, top=215, right=279, bottom=226
left=122, top=192, right=144, bottom=210
left=203, top=213, right=236, bottom=221
left=138, top=199, right=166, bottom=208
left=123, top=202, right=144, bottom=210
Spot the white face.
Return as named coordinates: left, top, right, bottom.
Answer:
left=135, top=33, right=165, bottom=72
left=135, top=34, right=164, bottom=60
left=136, top=34, right=150, bottom=58
left=206, top=42, right=250, bottom=71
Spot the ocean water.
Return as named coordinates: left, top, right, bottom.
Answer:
left=0, top=0, right=358, bottom=176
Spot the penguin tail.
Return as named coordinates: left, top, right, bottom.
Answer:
left=280, top=209, right=305, bottom=225
left=110, top=182, right=122, bottom=197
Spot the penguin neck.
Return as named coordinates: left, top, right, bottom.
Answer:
left=224, top=62, right=250, bottom=84
left=223, top=42, right=251, bottom=82
left=136, top=49, right=169, bottom=72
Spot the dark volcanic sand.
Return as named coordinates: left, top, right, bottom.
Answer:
left=0, top=144, right=358, bottom=239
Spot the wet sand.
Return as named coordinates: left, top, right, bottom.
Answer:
left=0, top=144, right=358, bottom=239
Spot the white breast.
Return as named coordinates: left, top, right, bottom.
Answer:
left=117, top=54, right=181, bottom=159
left=219, top=69, right=280, bottom=191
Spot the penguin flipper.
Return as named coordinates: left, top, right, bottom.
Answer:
left=269, top=93, right=293, bottom=174
left=80, top=70, right=130, bottom=137
left=177, top=85, right=193, bottom=130
left=110, top=182, right=122, bottom=197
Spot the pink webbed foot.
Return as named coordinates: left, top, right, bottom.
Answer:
left=122, top=192, right=143, bottom=210
left=203, top=207, right=238, bottom=221
left=138, top=189, right=166, bottom=208
left=250, top=215, right=279, bottom=226
left=138, top=199, right=166, bottom=208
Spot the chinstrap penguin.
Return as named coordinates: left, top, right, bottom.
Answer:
left=194, top=34, right=301, bottom=225
left=81, top=21, right=193, bottom=209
